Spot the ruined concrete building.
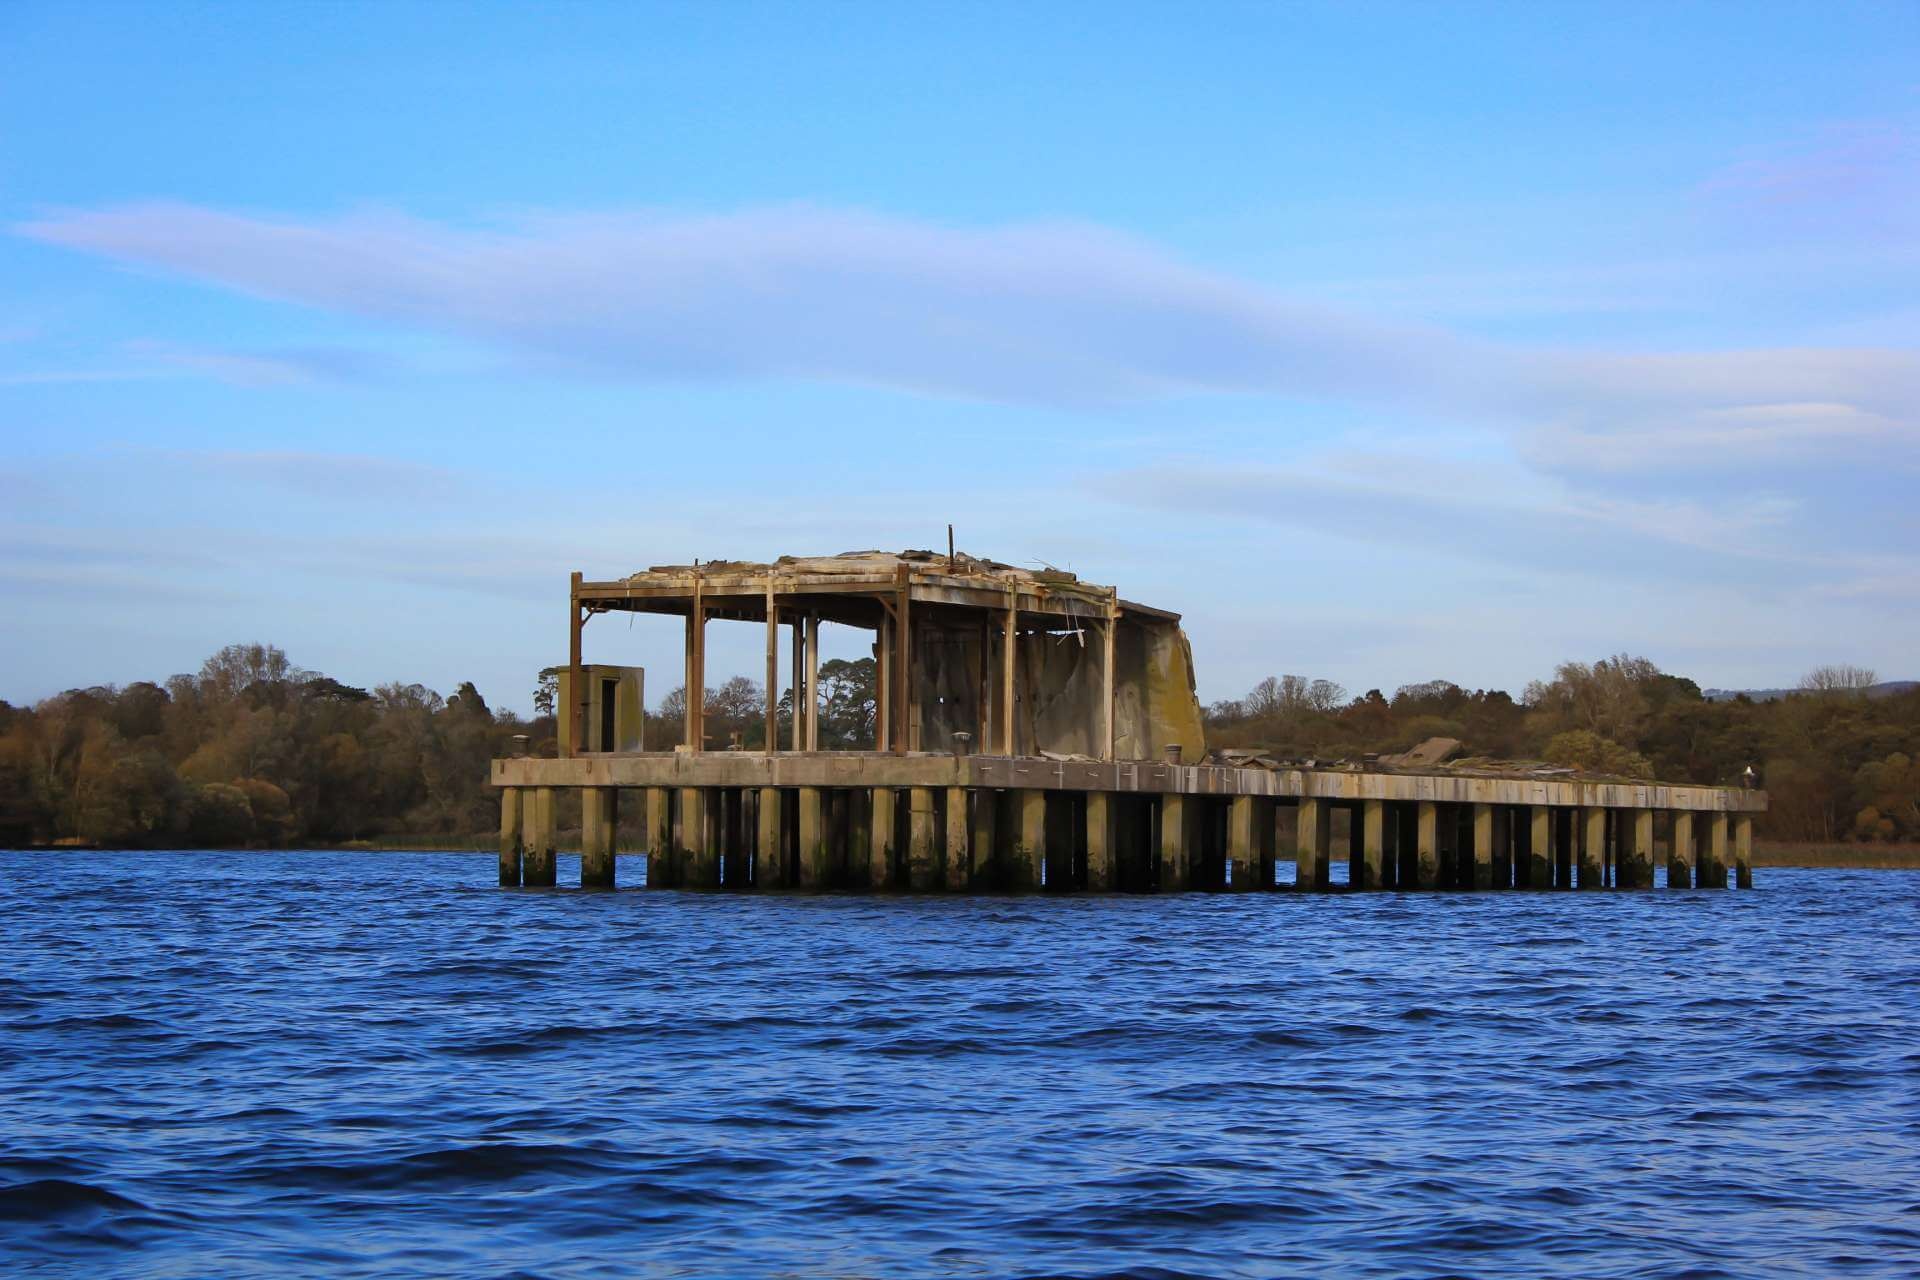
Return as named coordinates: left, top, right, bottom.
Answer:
left=497, top=548, right=1766, bottom=896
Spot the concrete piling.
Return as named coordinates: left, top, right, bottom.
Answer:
left=1086, top=791, right=1115, bottom=892
left=1413, top=801, right=1439, bottom=889
left=970, top=789, right=998, bottom=890
left=581, top=787, right=616, bottom=889
left=1295, top=796, right=1331, bottom=891
left=524, top=786, right=557, bottom=887
left=644, top=787, right=671, bottom=887
left=1621, top=807, right=1653, bottom=889
left=1356, top=799, right=1386, bottom=891
left=797, top=787, right=828, bottom=888
left=498, top=787, right=523, bottom=887
left=1669, top=811, right=1693, bottom=889
left=1228, top=795, right=1257, bottom=892
left=908, top=787, right=939, bottom=891
left=1734, top=814, right=1753, bottom=889
left=756, top=787, right=784, bottom=888
left=870, top=787, right=898, bottom=889
left=945, top=787, right=972, bottom=891
left=1471, top=803, right=1494, bottom=890
left=1703, top=812, right=1729, bottom=889
left=1013, top=789, right=1046, bottom=891
left=1578, top=807, right=1606, bottom=889
left=678, top=787, right=714, bottom=888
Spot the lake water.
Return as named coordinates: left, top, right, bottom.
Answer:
left=3, top=851, right=1917, bottom=1278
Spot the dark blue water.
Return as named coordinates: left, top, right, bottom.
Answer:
left=3, top=852, right=1917, bottom=1278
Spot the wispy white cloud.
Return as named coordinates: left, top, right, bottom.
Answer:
left=18, top=202, right=1919, bottom=472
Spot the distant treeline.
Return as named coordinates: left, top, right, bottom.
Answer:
left=2, top=646, right=1914, bottom=848
left=1203, top=659, right=1919, bottom=844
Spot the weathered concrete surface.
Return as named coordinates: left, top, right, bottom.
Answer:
left=757, top=786, right=784, bottom=888
left=945, top=787, right=971, bottom=891
left=1086, top=792, right=1115, bottom=892
left=498, top=787, right=522, bottom=887
left=870, top=787, right=898, bottom=889
left=1012, top=790, right=1045, bottom=892
left=1734, top=814, right=1754, bottom=889
left=1297, top=797, right=1332, bottom=892
left=1669, top=811, right=1694, bottom=889
left=495, top=753, right=1766, bottom=813
left=908, top=787, right=939, bottom=891
left=581, top=787, right=615, bottom=889
left=524, top=786, right=556, bottom=887
left=1703, top=812, right=1730, bottom=889
left=1580, top=807, right=1607, bottom=890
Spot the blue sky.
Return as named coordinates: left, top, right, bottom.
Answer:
left=5, top=1, right=1916, bottom=713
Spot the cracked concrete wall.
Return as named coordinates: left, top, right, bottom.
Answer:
left=910, top=615, right=1206, bottom=760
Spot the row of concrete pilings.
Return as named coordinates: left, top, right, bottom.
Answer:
left=497, top=785, right=1756, bottom=892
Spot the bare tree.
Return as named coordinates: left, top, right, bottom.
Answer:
left=1799, top=664, right=1877, bottom=694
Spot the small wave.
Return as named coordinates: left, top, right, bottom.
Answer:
left=0, top=1178, right=148, bottom=1220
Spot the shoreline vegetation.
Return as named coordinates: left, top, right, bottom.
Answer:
left=4, top=645, right=1916, bottom=857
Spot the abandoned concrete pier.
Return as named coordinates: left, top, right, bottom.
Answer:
left=493, top=551, right=1765, bottom=893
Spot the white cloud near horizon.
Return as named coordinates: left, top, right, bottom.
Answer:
left=19, top=202, right=1920, bottom=470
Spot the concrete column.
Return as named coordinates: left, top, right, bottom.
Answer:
left=1292, top=796, right=1331, bottom=891
left=797, top=787, right=828, bottom=888
left=1227, top=795, right=1257, bottom=892
left=1436, top=805, right=1458, bottom=887
left=581, top=787, right=616, bottom=889
left=1489, top=805, right=1511, bottom=889
left=498, top=787, right=523, bottom=887
left=645, top=787, right=672, bottom=888
left=908, top=787, right=939, bottom=891
left=846, top=787, right=871, bottom=887
left=1410, top=801, right=1438, bottom=889
left=945, top=787, right=971, bottom=891
left=870, top=787, right=898, bottom=889
left=1703, top=812, right=1729, bottom=888
left=1354, top=799, right=1386, bottom=891
left=970, top=789, right=998, bottom=890
left=1466, top=803, right=1492, bottom=890
left=1526, top=805, right=1551, bottom=888
left=524, top=786, right=557, bottom=886
left=756, top=787, right=784, bottom=888
left=1734, top=814, right=1753, bottom=889
left=1011, top=789, right=1046, bottom=892
left=1622, top=807, right=1653, bottom=889
left=678, top=787, right=714, bottom=889
left=1668, top=811, right=1693, bottom=888
left=1083, top=792, right=1114, bottom=891
left=1579, top=807, right=1606, bottom=889
left=1156, top=794, right=1190, bottom=891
